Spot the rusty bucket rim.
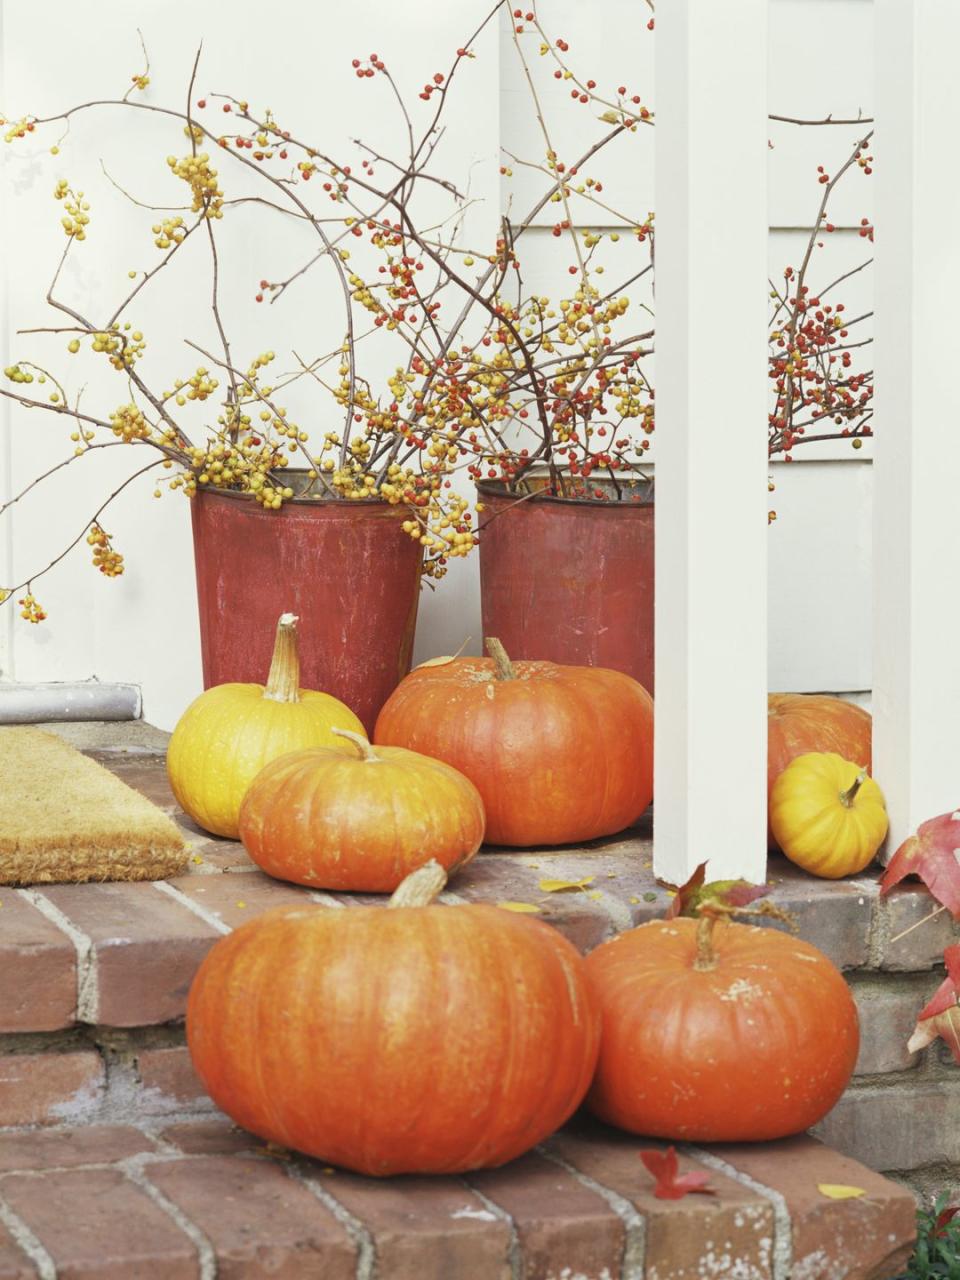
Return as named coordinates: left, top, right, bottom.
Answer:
left=475, top=478, right=655, bottom=510
left=193, top=476, right=411, bottom=512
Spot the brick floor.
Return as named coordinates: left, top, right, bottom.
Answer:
left=0, top=893, right=77, bottom=1032
left=0, top=746, right=930, bottom=1274
left=0, top=1050, right=104, bottom=1127
left=0, top=1116, right=914, bottom=1278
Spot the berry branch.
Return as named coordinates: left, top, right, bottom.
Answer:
left=0, top=4, right=876, bottom=612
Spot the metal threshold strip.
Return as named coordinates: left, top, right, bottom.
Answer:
left=0, top=681, right=141, bottom=724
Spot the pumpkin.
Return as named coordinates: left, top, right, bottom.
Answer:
left=186, top=861, right=601, bottom=1175
left=769, top=751, right=888, bottom=878
left=584, top=916, right=859, bottom=1142
left=767, top=694, right=871, bottom=847
left=374, top=638, right=654, bottom=847
left=239, top=729, right=486, bottom=892
left=167, top=613, right=364, bottom=838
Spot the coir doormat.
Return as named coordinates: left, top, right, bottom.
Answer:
left=0, top=727, right=188, bottom=885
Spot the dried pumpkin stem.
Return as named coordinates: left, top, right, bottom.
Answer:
left=840, top=770, right=866, bottom=808
left=388, top=859, right=448, bottom=909
left=332, top=728, right=378, bottom=761
left=263, top=612, right=301, bottom=704
left=485, top=636, right=517, bottom=681
left=693, top=915, right=718, bottom=971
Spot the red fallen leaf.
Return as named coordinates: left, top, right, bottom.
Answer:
left=664, top=862, right=707, bottom=919
left=663, top=865, right=772, bottom=921
left=880, top=810, right=960, bottom=918
left=908, top=944, right=960, bottom=1063
left=639, top=1146, right=715, bottom=1200
left=718, top=881, right=772, bottom=910
left=934, top=1205, right=960, bottom=1238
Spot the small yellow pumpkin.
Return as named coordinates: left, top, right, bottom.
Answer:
left=769, top=751, right=888, bottom=878
left=167, top=613, right=364, bottom=838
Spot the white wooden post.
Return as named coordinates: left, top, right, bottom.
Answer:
left=0, top=153, right=11, bottom=679
left=654, top=0, right=769, bottom=884
left=873, top=0, right=960, bottom=854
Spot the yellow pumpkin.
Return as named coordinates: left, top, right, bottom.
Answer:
left=167, top=613, right=364, bottom=838
left=769, top=751, right=888, bottom=878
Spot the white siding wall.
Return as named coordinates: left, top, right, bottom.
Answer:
left=0, top=0, right=876, bottom=729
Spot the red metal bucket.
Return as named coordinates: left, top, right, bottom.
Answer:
left=478, top=482, right=655, bottom=693
left=191, top=486, right=423, bottom=732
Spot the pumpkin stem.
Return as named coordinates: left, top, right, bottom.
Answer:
left=332, top=728, right=378, bottom=761
left=387, top=859, right=448, bottom=908
left=693, top=915, right=719, bottom=971
left=263, top=613, right=301, bottom=704
left=485, top=636, right=517, bottom=681
left=840, top=769, right=867, bottom=808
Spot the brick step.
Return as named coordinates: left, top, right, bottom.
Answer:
left=3, top=750, right=951, bottom=1039
left=0, top=1030, right=208, bottom=1129
left=3, top=748, right=959, bottom=1205
left=0, top=1113, right=915, bottom=1279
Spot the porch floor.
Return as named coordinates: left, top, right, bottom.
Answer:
left=0, top=729, right=925, bottom=1277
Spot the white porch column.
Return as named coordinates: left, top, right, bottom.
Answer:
left=653, top=0, right=769, bottom=883
left=873, top=0, right=960, bottom=853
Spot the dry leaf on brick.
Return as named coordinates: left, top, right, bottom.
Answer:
left=639, top=1146, right=714, bottom=1200
left=663, top=863, right=773, bottom=922
left=538, top=876, right=595, bottom=893
left=908, top=943, right=960, bottom=1062
left=880, top=810, right=960, bottom=917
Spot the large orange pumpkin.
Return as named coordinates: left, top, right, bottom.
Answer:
left=186, top=862, right=601, bottom=1175
left=374, top=639, right=654, bottom=847
left=238, top=729, right=485, bottom=892
left=767, top=694, right=872, bottom=846
left=584, top=917, right=858, bottom=1142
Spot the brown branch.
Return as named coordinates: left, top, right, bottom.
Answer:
left=2, top=459, right=164, bottom=599
left=0, top=441, right=146, bottom=519
left=769, top=113, right=874, bottom=126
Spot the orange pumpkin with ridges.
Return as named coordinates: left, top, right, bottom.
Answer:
left=374, top=638, right=653, bottom=847
left=186, top=862, right=601, bottom=1175
left=239, top=729, right=485, bottom=892
left=584, top=917, right=859, bottom=1142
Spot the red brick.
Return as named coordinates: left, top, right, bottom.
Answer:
left=814, top=1080, right=960, bottom=1172
left=165, top=869, right=319, bottom=930
left=0, top=1226, right=32, bottom=1280
left=182, top=837, right=257, bottom=873
left=849, top=976, right=928, bottom=1075
left=100, top=757, right=179, bottom=812
left=0, top=1166, right=198, bottom=1278
left=310, top=1169, right=512, bottom=1280
left=452, top=854, right=614, bottom=952
left=762, top=855, right=877, bottom=970
left=712, top=1135, right=916, bottom=1279
left=0, top=892, right=76, bottom=1032
left=487, top=848, right=665, bottom=940
left=545, top=1121, right=776, bottom=1280
left=137, top=1046, right=209, bottom=1105
left=468, top=1151, right=625, bottom=1280
left=168, top=807, right=256, bottom=871
left=0, top=1125, right=153, bottom=1173
left=37, top=882, right=219, bottom=1027
left=0, top=1051, right=104, bottom=1126
left=881, top=884, right=960, bottom=970
left=159, top=1119, right=260, bottom=1157
left=146, top=1155, right=356, bottom=1279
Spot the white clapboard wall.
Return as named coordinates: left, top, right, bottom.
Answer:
left=0, top=0, right=874, bottom=730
